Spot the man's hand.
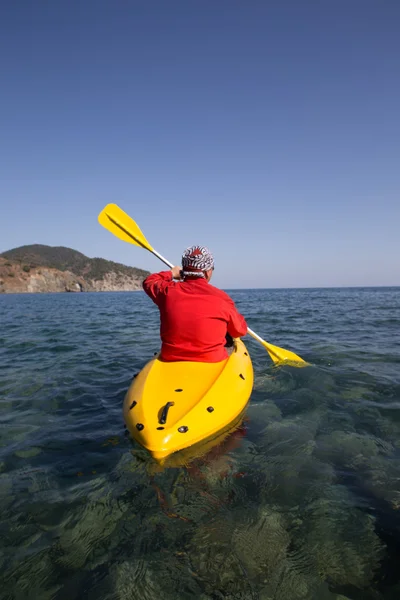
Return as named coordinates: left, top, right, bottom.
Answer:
left=171, top=265, right=182, bottom=280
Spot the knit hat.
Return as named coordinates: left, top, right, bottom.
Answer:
left=181, top=246, right=214, bottom=278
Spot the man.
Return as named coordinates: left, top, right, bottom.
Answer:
left=143, top=245, right=247, bottom=362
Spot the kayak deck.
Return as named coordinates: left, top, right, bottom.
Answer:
left=123, top=338, right=253, bottom=461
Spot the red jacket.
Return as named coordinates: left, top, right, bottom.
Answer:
left=143, top=271, right=247, bottom=362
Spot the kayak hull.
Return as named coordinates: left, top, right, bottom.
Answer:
left=123, top=339, right=253, bottom=462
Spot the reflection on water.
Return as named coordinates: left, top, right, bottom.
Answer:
left=1, top=288, right=400, bottom=599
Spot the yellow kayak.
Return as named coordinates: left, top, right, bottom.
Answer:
left=123, top=338, right=253, bottom=462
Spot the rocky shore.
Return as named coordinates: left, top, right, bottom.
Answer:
left=0, top=249, right=149, bottom=294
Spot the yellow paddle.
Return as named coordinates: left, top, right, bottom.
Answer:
left=98, top=203, right=308, bottom=366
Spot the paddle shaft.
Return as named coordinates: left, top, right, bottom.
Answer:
left=150, top=249, right=173, bottom=269
left=246, top=327, right=270, bottom=346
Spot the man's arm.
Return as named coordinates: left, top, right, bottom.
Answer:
left=142, top=266, right=181, bottom=304
left=227, top=300, right=248, bottom=338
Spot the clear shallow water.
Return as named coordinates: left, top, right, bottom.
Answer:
left=1, top=288, right=400, bottom=600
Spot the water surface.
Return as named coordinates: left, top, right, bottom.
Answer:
left=1, top=288, right=400, bottom=599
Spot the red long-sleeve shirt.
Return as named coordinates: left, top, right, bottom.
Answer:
left=143, top=271, right=247, bottom=362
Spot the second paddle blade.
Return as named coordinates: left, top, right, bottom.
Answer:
left=263, top=340, right=309, bottom=367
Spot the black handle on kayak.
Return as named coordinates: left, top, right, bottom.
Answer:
left=159, top=401, right=175, bottom=425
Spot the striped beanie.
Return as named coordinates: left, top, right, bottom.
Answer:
left=181, top=246, right=214, bottom=278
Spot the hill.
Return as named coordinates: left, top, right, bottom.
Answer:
left=0, top=244, right=150, bottom=293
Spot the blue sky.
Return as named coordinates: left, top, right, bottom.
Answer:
left=1, top=1, right=399, bottom=288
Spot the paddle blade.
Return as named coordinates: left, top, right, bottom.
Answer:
left=98, top=204, right=153, bottom=251
left=262, top=340, right=309, bottom=367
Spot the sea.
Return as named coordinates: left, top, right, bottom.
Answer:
left=1, top=287, right=400, bottom=600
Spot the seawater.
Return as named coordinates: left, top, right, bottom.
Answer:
left=1, top=288, right=400, bottom=600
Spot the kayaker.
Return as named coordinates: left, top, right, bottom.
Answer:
left=143, top=245, right=247, bottom=362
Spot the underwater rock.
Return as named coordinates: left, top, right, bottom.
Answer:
left=246, top=399, right=282, bottom=427
left=253, top=369, right=298, bottom=394
left=340, top=385, right=373, bottom=402
left=232, top=506, right=290, bottom=579
left=289, top=485, right=384, bottom=590
left=111, top=551, right=209, bottom=600
left=187, top=517, right=256, bottom=598
left=365, top=456, right=400, bottom=509
left=55, top=494, right=129, bottom=569
left=315, top=430, right=385, bottom=469
left=14, top=446, right=42, bottom=459
left=256, top=414, right=320, bottom=456
left=112, top=560, right=163, bottom=600
left=231, top=506, right=334, bottom=599
left=1, top=548, right=62, bottom=600
left=0, top=473, right=15, bottom=511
